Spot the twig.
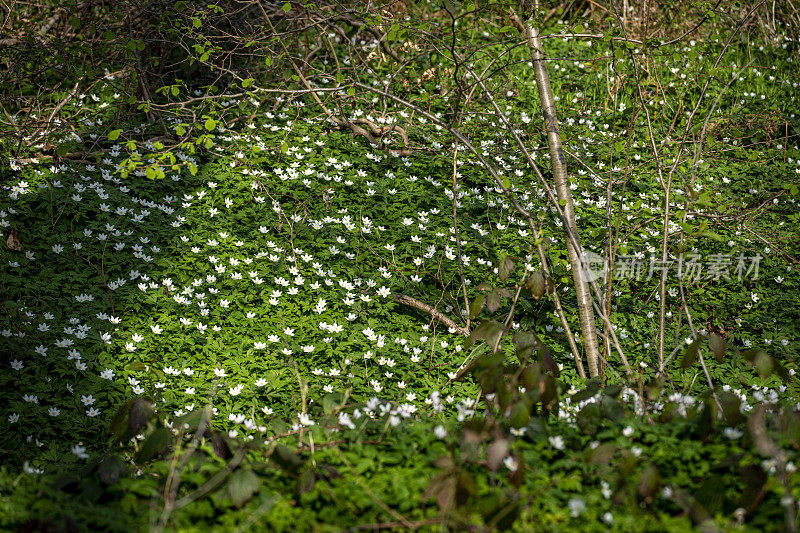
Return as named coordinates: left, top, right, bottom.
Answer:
left=450, top=145, right=470, bottom=332
left=347, top=518, right=439, bottom=532
left=31, top=78, right=83, bottom=146
left=392, top=293, right=468, bottom=336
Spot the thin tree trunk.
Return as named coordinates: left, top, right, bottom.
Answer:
left=520, top=10, right=601, bottom=377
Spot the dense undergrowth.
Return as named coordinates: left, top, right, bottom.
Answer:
left=1, top=0, right=800, bottom=530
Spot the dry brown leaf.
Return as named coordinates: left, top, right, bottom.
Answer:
left=6, top=229, right=20, bottom=251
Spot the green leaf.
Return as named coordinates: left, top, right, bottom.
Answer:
left=572, top=377, right=600, bottom=403
left=297, top=468, right=315, bottom=495
left=469, top=295, right=485, bottom=320
left=128, top=398, right=153, bottom=434
left=695, top=475, right=726, bottom=515
left=108, top=129, right=122, bottom=141
left=271, top=443, right=305, bottom=472
left=188, top=162, right=198, bottom=175
left=589, top=442, right=616, bottom=464
left=780, top=410, right=800, bottom=447
left=204, top=118, right=217, bottom=131
left=754, top=351, right=773, bottom=378
left=228, top=468, right=261, bottom=507
left=467, top=320, right=503, bottom=351
left=282, top=2, right=291, bottom=12
left=717, top=391, right=744, bottom=425
left=486, top=288, right=502, bottom=313
left=680, top=337, right=703, bottom=369
left=497, top=255, right=515, bottom=282
left=520, top=363, right=541, bottom=391
left=110, top=400, right=133, bottom=441
left=638, top=464, right=661, bottom=501
left=98, top=455, right=126, bottom=485
left=134, top=428, right=170, bottom=463
left=708, top=333, right=727, bottom=363
left=526, top=271, right=546, bottom=299
left=577, top=403, right=601, bottom=435
left=509, top=402, right=530, bottom=429
left=701, top=230, right=724, bottom=242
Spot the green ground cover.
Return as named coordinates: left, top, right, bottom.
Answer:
left=1, top=3, right=800, bottom=530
